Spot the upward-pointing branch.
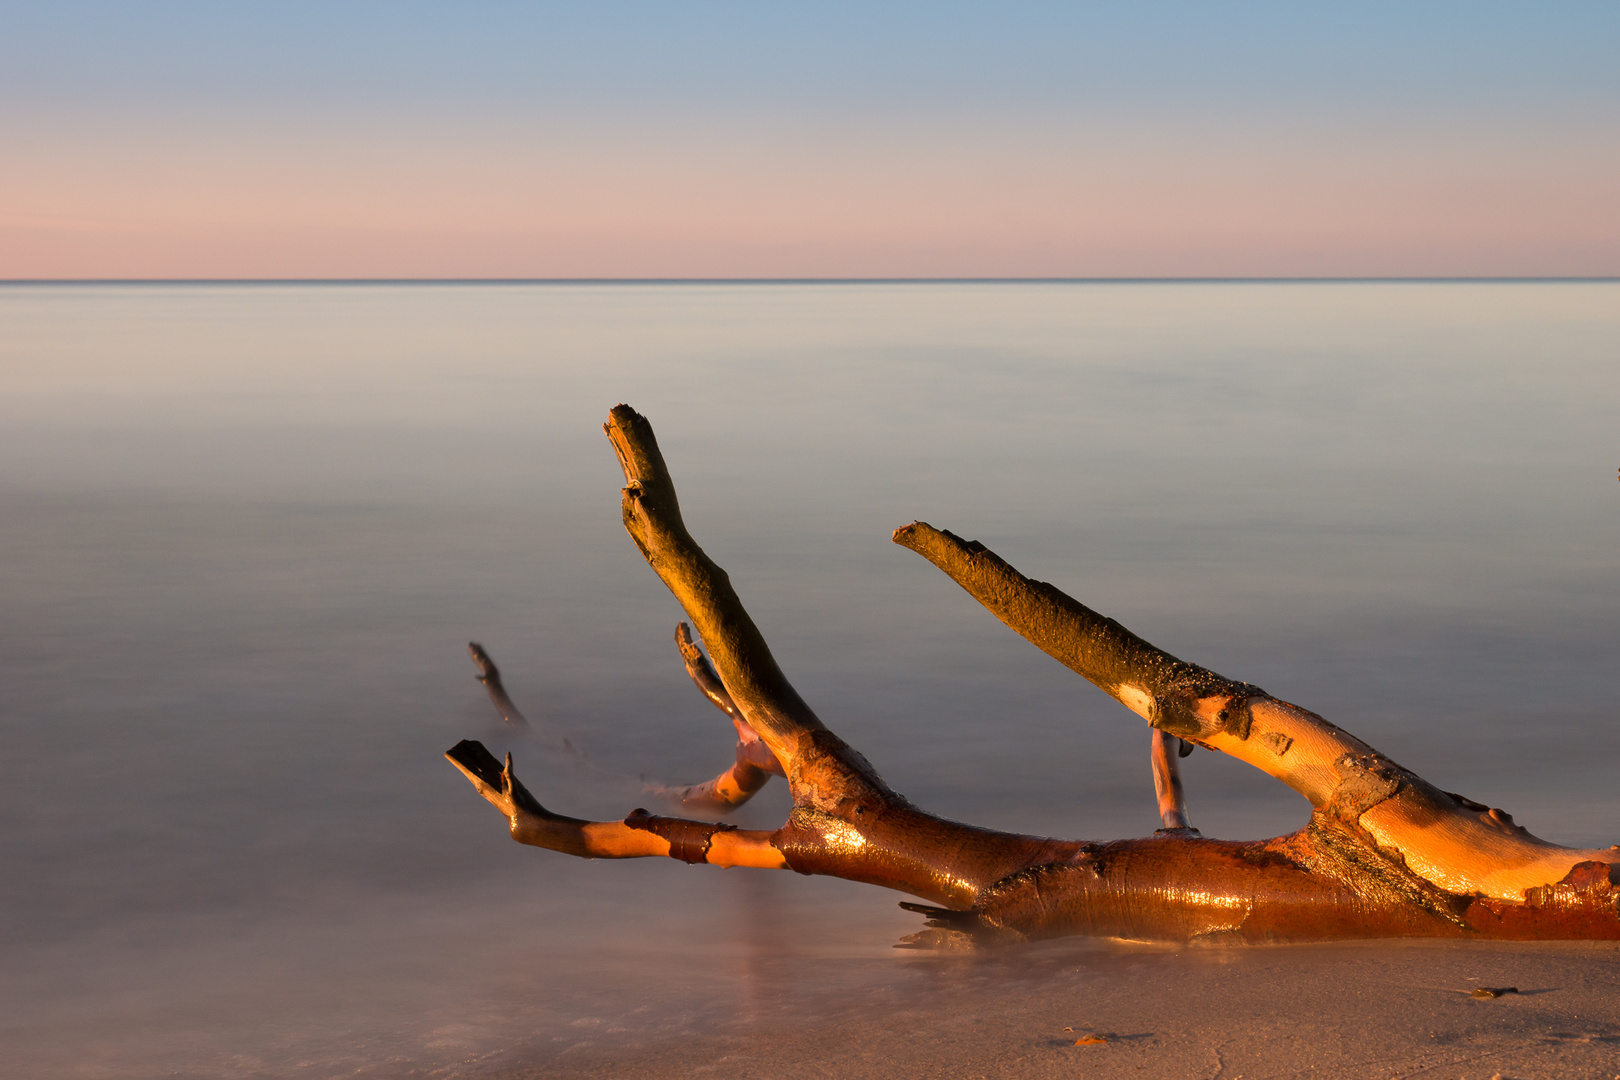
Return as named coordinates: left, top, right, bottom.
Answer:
left=605, top=405, right=824, bottom=763
left=605, top=404, right=894, bottom=811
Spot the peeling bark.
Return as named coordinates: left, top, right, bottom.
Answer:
left=448, top=405, right=1620, bottom=946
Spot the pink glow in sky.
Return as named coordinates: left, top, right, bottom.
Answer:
left=4, top=3, right=1617, bottom=279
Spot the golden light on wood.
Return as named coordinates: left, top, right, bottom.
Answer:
left=447, top=405, right=1620, bottom=946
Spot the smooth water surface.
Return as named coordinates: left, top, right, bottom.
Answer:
left=1, top=282, right=1616, bottom=1077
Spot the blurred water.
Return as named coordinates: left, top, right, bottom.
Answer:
left=1, top=281, right=1616, bottom=1078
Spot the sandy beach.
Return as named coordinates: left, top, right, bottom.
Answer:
left=506, top=939, right=1620, bottom=1080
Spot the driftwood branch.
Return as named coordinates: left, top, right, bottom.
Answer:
left=467, top=642, right=532, bottom=731
left=891, top=521, right=1614, bottom=903
left=653, top=623, right=784, bottom=810
left=448, top=404, right=1620, bottom=946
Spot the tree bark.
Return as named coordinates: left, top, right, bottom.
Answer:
left=448, top=404, right=1620, bottom=946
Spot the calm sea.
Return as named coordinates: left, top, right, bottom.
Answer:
left=1, top=282, right=1616, bottom=1077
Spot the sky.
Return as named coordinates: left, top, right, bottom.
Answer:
left=2, top=2, right=1617, bottom=279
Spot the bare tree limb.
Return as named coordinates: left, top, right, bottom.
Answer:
left=648, top=623, right=785, bottom=812
left=1150, top=729, right=1195, bottom=832
left=446, top=739, right=786, bottom=867
left=467, top=642, right=532, bottom=731
left=446, top=405, right=1620, bottom=946
left=604, top=404, right=894, bottom=814
left=892, top=520, right=1618, bottom=902
left=466, top=631, right=781, bottom=815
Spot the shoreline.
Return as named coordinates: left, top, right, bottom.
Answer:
left=490, top=938, right=1620, bottom=1080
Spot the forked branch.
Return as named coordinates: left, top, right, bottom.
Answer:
left=892, top=521, right=1617, bottom=902
left=448, top=405, right=1619, bottom=946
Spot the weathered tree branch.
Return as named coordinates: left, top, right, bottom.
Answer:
left=448, top=405, right=1620, bottom=946
left=891, top=521, right=1618, bottom=903
left=446, top=738, right=787, bottom=868
left=650, top=623, right=784, bottom=811
left=466, top=630, right=780, bottom=815
left=1150, top=728, right=1195, bottom=832
left=602, top=405, right=902, bottom=817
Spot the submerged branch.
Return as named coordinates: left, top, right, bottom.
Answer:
left=467, top=642, right=531, bottom=731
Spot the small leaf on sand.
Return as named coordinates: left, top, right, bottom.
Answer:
left=1471, top=986, right=1519, bottom=999
left=1073, top=1035, right=1108, bottom=1046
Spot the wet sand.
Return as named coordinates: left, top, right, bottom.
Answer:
left=11, top=868, right=1618, bottom=1079
left=491, top=939, right=1620, bottom=1080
